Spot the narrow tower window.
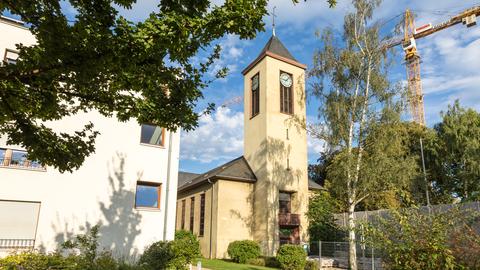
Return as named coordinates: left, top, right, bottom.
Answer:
left=199, top=193, right=206, bottom=236
left=181, top=199, right=186, bottom=230
left=286, top=129, right=289, bottom=140
left=189, top=197, right=195, bottom=232
left=251, top=73, right=260, bottom=117
left=280, top=72, right=293, bottom=114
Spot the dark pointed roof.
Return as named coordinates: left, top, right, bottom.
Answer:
left=242, top=35, right=306, bottom=75
left=260, top=35, right=297, bottom=62
left=177, top=156, right=257, bottom=192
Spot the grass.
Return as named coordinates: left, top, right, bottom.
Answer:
left=198, top=258, right=279, bottom=270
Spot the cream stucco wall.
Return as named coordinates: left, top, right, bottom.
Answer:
left=176, top=179, right=254, bottom=259
left=243, top=54, right=309, bottom=256
left=215, top=180, right=254, bottom=258
left=0, top=18, right=180, bottom=258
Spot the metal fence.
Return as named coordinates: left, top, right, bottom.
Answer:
left=308, top=241, right=383, bottom=269
left=333, top=201, right=480, bottom=227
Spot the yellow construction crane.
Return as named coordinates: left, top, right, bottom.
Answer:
left=385, top=6, right=480, bottom=126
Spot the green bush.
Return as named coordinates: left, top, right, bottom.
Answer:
left=139, top=241, right=174, bottom=270
left=364, top=208, right=463, bottom=270
left=246, top=257, right=266, bottom=266
left=140, top=231, right=201, bottom=270
left=276, top=244, right=307, bottom=270
left=227, top=240, right=261, bottom=264
left=0, top=251, right=71, bottom=270
left=170, top=230, right=202, bottom=269
left=304, top=260, right=319, bottom=270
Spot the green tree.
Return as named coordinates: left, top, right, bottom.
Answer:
left=0, top=0, right=336, bottom=172
left=310, top=0, right=419, bottom=268
left=428, top=101, right=480, bottom=202
left=306, top=190, right=345, bottom=241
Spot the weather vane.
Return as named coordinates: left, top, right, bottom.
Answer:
left=272, top=6, right=277, bottom=36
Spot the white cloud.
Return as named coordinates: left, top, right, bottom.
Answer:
left=181, top=107, right=325, bottom=164
left=180, top=107, right=244, bottom=163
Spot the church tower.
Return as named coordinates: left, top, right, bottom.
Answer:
left=242, top=35, right=308, bottom=255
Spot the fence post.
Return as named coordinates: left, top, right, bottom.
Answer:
left=318, top=240, right=322, bottom=269
left=371, top=246, right=374, bottom=270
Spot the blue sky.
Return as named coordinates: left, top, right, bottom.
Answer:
left=177, top=0, right=480, bottom=173
left=5, top=0, right=480, bottom=173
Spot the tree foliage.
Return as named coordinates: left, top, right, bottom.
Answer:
left=427, top=101, right=480, bottom=202
left=306, top=190, right=345, bottom=241
left=0, top=0, right=336, bottom=172
left=364, top=207, right=479, bottom=270
left=309, top=0, right=417, bottom=268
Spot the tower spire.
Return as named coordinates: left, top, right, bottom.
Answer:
left=272, top=6, right=277, bottom=36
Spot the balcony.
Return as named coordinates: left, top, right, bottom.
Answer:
left=278, top=213, right=300, bottom=226
left=0, top=157, right=46, bottom=171
left=0, top=239, right=35, bottom=250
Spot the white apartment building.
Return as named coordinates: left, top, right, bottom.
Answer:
left=0, top=16, right=180, bottom=257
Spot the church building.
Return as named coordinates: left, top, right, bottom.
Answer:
left=176, top=34, right=322, bottom=258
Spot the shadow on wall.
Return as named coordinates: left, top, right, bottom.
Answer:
left=52, top=153, right=142, bottom=260
left=247, top=136, right=306, bottom=256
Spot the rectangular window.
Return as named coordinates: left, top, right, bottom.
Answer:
left=0, top=148, right=44, bottom=170
left=189, top=197, right=195, bottom=232
left=10, top=150, right=27, bottom=166
left=280, top=72, right=293, bottom=114
left=4, top=49, right=18, bottom=65
left=199, top=193, right=206, bottom=236
left=279, top=192, right=292, bottom=214
left=251, top=73, right=260, bottom=117
left=135, top=182, right=161, bottom=209
left=0, top=148, right=6, bottom=166
left=181, top=199, right=186, bottom=230
left=140, top=124, right=164, bottom=146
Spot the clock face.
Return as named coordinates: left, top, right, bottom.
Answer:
left=252, top=75, right=259, bottom=90
left=280, top=73, right=292, bottom=87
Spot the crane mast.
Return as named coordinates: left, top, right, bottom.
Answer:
left=386, top=6, right=480, bottom=126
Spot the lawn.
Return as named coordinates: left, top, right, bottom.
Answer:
left=198, top=258, right=279, bottom=270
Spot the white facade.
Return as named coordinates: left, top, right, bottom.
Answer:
left=0, top=17, right=180, bottom=258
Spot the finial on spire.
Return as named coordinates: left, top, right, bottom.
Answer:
left=272, top=6, right=277, bottom=36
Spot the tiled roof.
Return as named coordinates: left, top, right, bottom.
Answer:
left=177, top=156, right=256, bottom=192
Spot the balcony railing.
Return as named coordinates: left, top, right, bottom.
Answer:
left=0, top=239, right=35, bottom=249
left=0, top=157, right=46, bottom=171
left=278, top=213, right=300, bottom=226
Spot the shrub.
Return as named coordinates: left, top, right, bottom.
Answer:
left=304, top=260, right=319, bottom=270
left=0, top=251, right=69, bottom=270
left=276, top=244, right=307, bottom=270
left=139, top=241, right=174, bottom=270
left=364, top=208, right=461, bottom=270
left=246, top=257, right=265, bottom=266
left=227, top=240, right=261, bottom=264
left=170, top=230, right=202, bottom=269
left=140, top=231, right=201, bottom=270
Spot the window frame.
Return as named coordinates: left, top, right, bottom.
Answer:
left=139, top=124, right=165, bottom=147
left=189, top=196, right=195, bottom=232
left=251, top=72, right=260, bottom=118
left=181, top=199, right=186, bottom=230
left=3, top=48, right=19, bottom=65
left=134, top=181, right=162, bottom=210
left=279, top=191, right=292, bottom=214
left=279, top=71, right=294, bottom=115
left=199, top=193, right=206, bottom=237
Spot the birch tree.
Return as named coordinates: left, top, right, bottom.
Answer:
left=310, top=0, right=417, bottom=268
